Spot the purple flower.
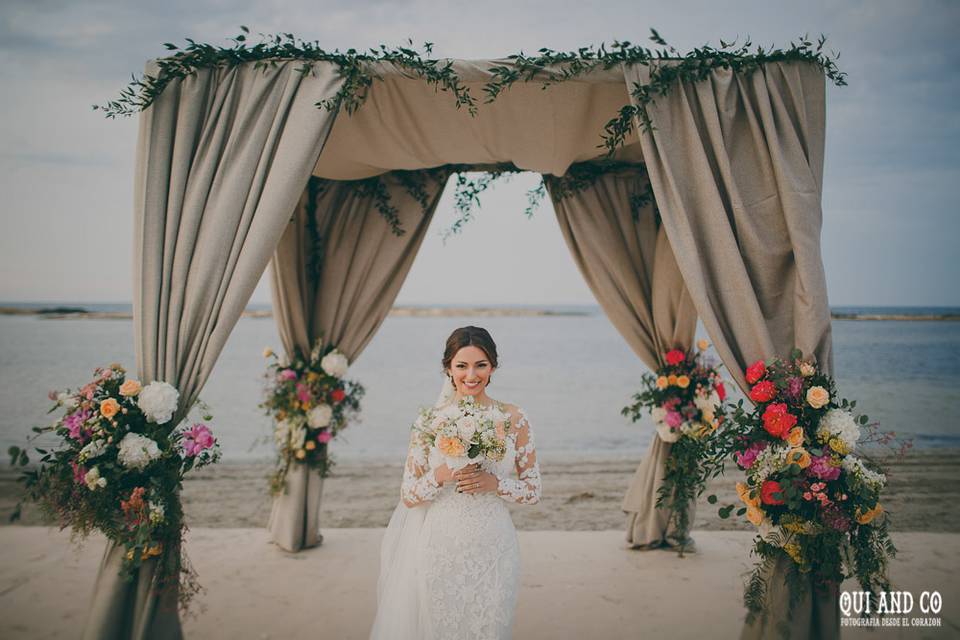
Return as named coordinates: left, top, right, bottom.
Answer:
left=807, top=454, right=841, bottom=481
left=63, top=409, right=91, bottom=442
left=785, top=377, right=804, bottom=401
left=278, top=369, right=297, bottom=381
left=822, top=506, right=851, bottom=532
left=734, top=440, right=768, bottom=469
left=182, top=423, right=215, bottom=457
left=665, top=411, right=683, bottom=428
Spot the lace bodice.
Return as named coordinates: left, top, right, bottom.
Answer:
left=400, top=403, right=541, bottom=507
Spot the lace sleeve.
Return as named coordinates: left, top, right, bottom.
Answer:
left=401, top=416, right=441, bottom=507
left=496, top=408, right=541, bottom=505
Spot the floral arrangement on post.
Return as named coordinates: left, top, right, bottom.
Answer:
left=260, top=339, right=365, bottom=495
left=716, top=349, right=901, bottom=623
left=621, top=339, right=727, bottom=554
left=7, top=364, right=220, bottom=613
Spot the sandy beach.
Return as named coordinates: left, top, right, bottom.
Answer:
left=3, top=449, right=957, bottom=532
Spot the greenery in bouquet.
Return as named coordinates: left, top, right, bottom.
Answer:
left=714, top=349, right=902, bottom=622
left=7, top=364, right=220, bottom=614
left=413, top=395, right=512, bottom=471
left=621, top=339, right=728, bottom=553
left=260, top=339, right=365, bottom=495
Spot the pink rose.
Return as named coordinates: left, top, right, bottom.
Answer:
left=278, top=369, right=297, bottom=381
left=807, top=454, right=841, bottom=481
left=296, top=383, right=312, bottom=404
left=317, top=431, right=333, bottom=444
left=665, top=411, right=683, bottom=428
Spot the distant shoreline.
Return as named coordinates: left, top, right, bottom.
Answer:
left=1, top=305, right=958, bottom=321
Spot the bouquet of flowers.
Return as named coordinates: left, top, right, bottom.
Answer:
left=622, top=339, right=727, bottom=553
left=717, top=349, right=898, bottom=621
left=7, top=363, right=219, bottom=613
left=260, top=339, right=365, bottom=495
left=415, top=395, right=512, bottom=472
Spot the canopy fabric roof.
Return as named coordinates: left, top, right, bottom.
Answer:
left=312, top=60, right=643, bottom=180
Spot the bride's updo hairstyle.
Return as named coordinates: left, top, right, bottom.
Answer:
left=442, top=326, right=499, bottom=384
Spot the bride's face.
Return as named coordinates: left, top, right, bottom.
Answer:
left=448, top=346, right=494, bottom=398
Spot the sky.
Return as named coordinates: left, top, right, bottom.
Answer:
left=0, top=0, right=957, bottom=307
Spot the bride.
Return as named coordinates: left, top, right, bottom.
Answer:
left=369, top=326, right=541, bottom=640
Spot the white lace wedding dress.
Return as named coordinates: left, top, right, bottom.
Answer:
left=369, top=396, right=541, bottom=640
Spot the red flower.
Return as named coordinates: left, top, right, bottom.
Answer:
left=749, top=380, right=777, bottom=403
left=746, top=360, right=767, bottom=384
left=331, top=389, right=346, bottom=403
left=762, top=403, right=797, bottom=439
left=665, top=349, right=686, bottom=366
left=761, top=480, right=785, bottom=505
left=715, top=382, right=727, bottom=402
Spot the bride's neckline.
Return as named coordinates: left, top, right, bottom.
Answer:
left=452, top=395, right=499, bottom=409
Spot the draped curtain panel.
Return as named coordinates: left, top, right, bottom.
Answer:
left=626, top=59, right=833, bottom=392
left=625, top=60, right=836, bottom=639
left=83, top=60, right=345, bottom=640
left=266, top=171, right=449, bottom=552
left=546, top=170, right=698, bottom=549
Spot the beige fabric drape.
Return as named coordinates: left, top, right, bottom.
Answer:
left=627, top=59, right=833, bottom=392
left=626, top=61, right=836, bottom=637
left=83, top=60, right=344, bottom=639
left=546, top=170, right=698, bottom=549
left=267, top=172, right=448, bottom=551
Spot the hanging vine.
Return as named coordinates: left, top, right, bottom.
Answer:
left=96, top=28, right=845, bottom=156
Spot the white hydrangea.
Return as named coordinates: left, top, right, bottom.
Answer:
left=817, top=408, right=860, bottom=452
left=751, top=443, right=791, bottom=484
left=79, top=439, right=107, bottom=462
left=137, top=381, right=180, bottom=424
left=651, top=407, right=667, bottom=425
left=320, top=350, right=349, bottom=378
left=117, top=432, right=162, bottom=470
left=84, top=466, right=107, bottom=490
left=841, top=455, right=886, bottom=489
left=656, top=422, right=680, bottom=443
left=307, top=404, right=333, bottom=429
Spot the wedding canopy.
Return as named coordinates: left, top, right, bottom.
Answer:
left=97, top=36, right=840, bottom=640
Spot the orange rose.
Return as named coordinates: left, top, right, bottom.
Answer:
left=656, top=376, right=669, bottom=390
left=305, top=440, right=316, bottom=451
left=119, top=379, right=142, bottom=397
left=786, top=427, right=805, bottom=448
left=736, top=482, right=760, bottom=508
left=99, top=398, right=120, bottom=419
left=436, top=435, right=466, bottom=458
left=788, top=448, right=811, bottom=469
left=856, top=503, right=884, bottom=525
left=677, top=375, right=690, bottom=389
left=806, top=386, right=830, bottom=409
left=295, top=449, right=306, bottom=460
left=746, top=505, right=764, bottom=526
left=697, top=339, right=710, bottom=351
left=667, top=374, right=678, bottom=386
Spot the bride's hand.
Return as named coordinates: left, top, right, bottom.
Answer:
left=433, top=464, right=455, bottom=486
left=455, top=464, right=498, bottom=495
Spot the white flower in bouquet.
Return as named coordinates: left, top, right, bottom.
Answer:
left=307, top=404, right=333, bottom=429
left=456, top=416, right=479, bottom=441
left=817, top=408, right=860, bottom=453
left=320, top=350, right=349, bottom=378
left=137, top=381, right=180, bottom=424
left=79, top=439, right=107, bottom=461
left=117, top=432, right=162, bottom=470
left=694, top=390, right=720, bottom=414
left=656, top=422, right=680, bottom=443
left=148, top=500, right=166, bottom=525
left=84, top=466, right=107, bottom=490
left=841, top=455, right=886, bottom=489
left=651, top=406, right=667, bottom=425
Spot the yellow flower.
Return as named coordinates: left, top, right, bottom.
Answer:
left=856, top=503, right=884, bottom=525
left=746, top=505, right=764, bottom=526
left=305, top=440, right=316, bottom=451
left=736, top=482, right=760, bottom=508
left=786, top=427, right=805, bottom=448
left=806, top=385, right=830, bottom=409
left=263, top=347, right=274, bottom=358
left=788, top=448, right=811, bottom=469
left=307, top=372, right=320, bottom=383
left=702, top=410, right=715, bottom=424
left=119, top=379, right=142, bottom=397
left=784, top=543, right=804, bottom=565
left=676, top=375, right=690, bottom=389
left=295, top=449, right=306, bottom=460
left=828, top=437, right=849, bottom=455
left=667, top=374, right=678, bottom=386
left=656, top=376, right=669, bottom=390
left=99, top=398, right=120, bottom=419
left=799, top=362, right=816, bottom=377
left=697, top=338, right=710, bottom=351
